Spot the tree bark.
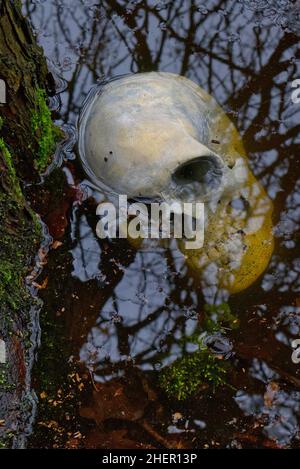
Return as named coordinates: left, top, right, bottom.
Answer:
left=0, top=0, right=58, bottom=448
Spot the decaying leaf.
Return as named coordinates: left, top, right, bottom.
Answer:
left=80, top=378, right=147, bottom=424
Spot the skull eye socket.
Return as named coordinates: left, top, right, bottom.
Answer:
left=172, top=155, right=223, bottom=191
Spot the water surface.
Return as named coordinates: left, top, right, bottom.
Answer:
left=22, top=0, right=300, bottom=448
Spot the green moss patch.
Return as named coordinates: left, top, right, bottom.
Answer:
left=158, top=303, right=239, bottom=401
left=0, top=137, right=23, bottom=202
left=0, top=132, right=41, bottom=316
left=31, top=88, right=61, bottom=172
left=203, top=302, right=239, bottom=333
left=0, top=196, right=39, bottom=313
left=159, top=335, right=227, bottom=401
left=0, top=131, right=39, bottom=312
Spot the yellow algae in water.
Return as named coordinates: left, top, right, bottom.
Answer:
left=182, top=108, right=274, bottom=294
left=183, top=172, right=274, bottom=293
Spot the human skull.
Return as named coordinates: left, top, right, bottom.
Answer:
left=78, top=72, right=274, bottom=293
left=78, top=73, right=248, bottom=205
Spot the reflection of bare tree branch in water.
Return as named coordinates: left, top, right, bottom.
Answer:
left=23, top=0, right=300, bottom=445
left=70, top=200, right=202, bottom=378
left=23, top=0, right=300, bottom=364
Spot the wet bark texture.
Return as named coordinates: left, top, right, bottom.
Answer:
left=0, top=0, right=56, bottom=448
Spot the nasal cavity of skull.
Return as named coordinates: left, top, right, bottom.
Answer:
left=172, top=156, right=223, bottom=197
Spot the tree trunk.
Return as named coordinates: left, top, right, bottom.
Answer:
left=0, top=0, right=59, bottom=448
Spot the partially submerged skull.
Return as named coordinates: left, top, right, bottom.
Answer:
left=78, top=72, right=274, bottom=293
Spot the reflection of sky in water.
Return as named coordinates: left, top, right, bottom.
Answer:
left=70, top=206, right=102, bottom=281
left=274, top=178, right=300, bottom=242
left=24, top=0, right=300, bottom=447
left=276, top=305, right=300, bottom=336
left=263, top=257, right=300, bottom=292
left=76, top=234, right=200, bottom=377
left=235, top=359, right=300, bottom=445
left=235, top=387, right=300, bottom=445
left=273, top=305, right=300, bottom=347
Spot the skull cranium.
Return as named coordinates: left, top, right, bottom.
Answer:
left=78, top=72, right=274, bottom=293
left=79, top=73, right=248, bottom=203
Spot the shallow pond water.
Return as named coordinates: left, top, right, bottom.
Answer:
left=21, top=0, right=300, bottom=448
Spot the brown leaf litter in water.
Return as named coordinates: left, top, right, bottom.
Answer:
left=264, top=381, right=280, bottom=408
left=233, top=431, right=283, bottom=449
left=29, top=162, right=83, bottom=241
left=80, top=376, right=191, bottom=449
left=31, top=276, right=48, bottom=290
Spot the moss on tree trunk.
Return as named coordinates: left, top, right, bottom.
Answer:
left=0, top=0, right=60, bottom=448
